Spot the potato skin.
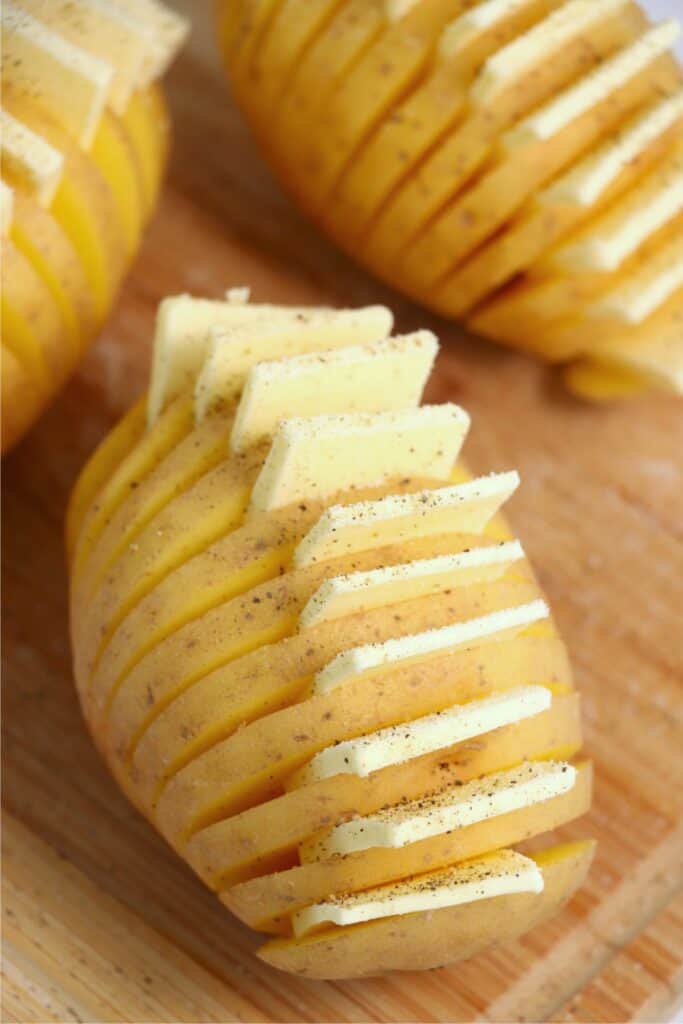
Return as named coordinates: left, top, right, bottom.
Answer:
left=218, top=0, right=683, bottom=395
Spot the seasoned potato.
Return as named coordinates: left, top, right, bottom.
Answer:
left=69, top=291, right=592, bottom=977
left=218, top=0, right=683, bottom=397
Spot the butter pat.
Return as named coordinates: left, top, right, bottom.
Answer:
left=471, top=0, right=628, bottom=106
left=587, top=234, right=683, bottom=325
left=292, top=849, right=543, bottom=936
left=101, top=0, right=189, bottom=84
left=299, top=540, right=524, bottom=629
left=296, top=684, right=552, bottom=783
left=196, top=309, right=395, bottom=422
left=294, top=471, right=519, bottom=568
left=440, top=0, right=547, bottom=60
left=1, top=2, right=112, bottom=147
left=0, top=181, right=14, bottom=236
left=17, top=0, right=151, bottom=112
left=149, top=294, right=392, bottom=424
left=0, top=110, right=63, bottom=207
left=248, top=404, right=471, bottom=515
left=303, top=760, right=577, bottom=859
left=313, top=598, right=548, bottom=695
left=505, top=20, right=681, bottom=147
left=229, top=333, right=438, bottom=452
left=549, top=151, right=683, bottom=272
left=385, top=0, right=421, bottom=21
left=541, top=90, right=683, bottom=208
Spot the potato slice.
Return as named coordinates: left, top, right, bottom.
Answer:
left=67, top=396, right=147, bottom=560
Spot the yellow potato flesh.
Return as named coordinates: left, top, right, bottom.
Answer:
left=2, top=241, right=63, bottom=389
left=66, top=396, right=148, bottom=562
left=269, top=0, right=385, bottom=194
left=89, top=110, right=145, bottom=260
left=73, top=412, right=235, bottom=610
left=70, top=395, right=195, bottom=579
left=9, top=193, right=94, bottom=361
left=119, top=86, right=170, bottom=218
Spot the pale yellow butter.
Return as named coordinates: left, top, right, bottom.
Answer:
left=149, top=293, right=392, bottom=424
left=505, top=20, right=681, bottom=147
left=313, top=598, right=548, bottom=695
left=296, top=684, right=552, bottom=783
left=2, top=2, right=112, bottom=147
left=229, top=332, right=438, bottom=453
left=17, top=0, right=151, bottom=112
left=292, top=849, right=543, bottom=935
left=0, top=110, right=63, bottom=206
left=294, top=471, right=519, bottom=568
left=472, top=0, right=628, bottom=106
left=299, top=539, right=524, bottom=629
left=248, top=404, right=471, bottom=515
left=303, top=760, right=576, bottom=859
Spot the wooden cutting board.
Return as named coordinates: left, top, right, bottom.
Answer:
left=2, top=5, right=682, bottom=1021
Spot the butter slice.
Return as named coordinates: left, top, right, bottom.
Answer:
left=471, top=0, right=628, bottom=106
left=248, top=404, right=471, bottom=515
left=385, top=0, right=421, bottom=21
left=440, top=0, right=549, bottom=60
left=149, top=294, right=392, bottom=424
left=17, top=0, right=151, bottom=112
left=197, top=309, right=395, bottom=422
left=292, top=849, right=543, bottom=936
left=541, top=90, right=683, bottom=208
left=0, top=181, right=14, bottom=236
left=549, top=152, right=683, bottom=272
left=587, top=234, right=683, bottom=325
left=303, top=760, right=576, bottom=859
left=1, top=2, right=112, bottom=147
left=229, top=333, right=438, bottom=452
left=103, top=0, right=189, bottom=84
left=505, top=20, right=681, bottom=147
left=0, top=110, right=63, bottom=206
left=294, top=471, right=519, bottom=568
left=297, top=684, right=552, bottom=784
left=314, top=598, right=548, bottom=695
left=299, top=540, right=524, bottom=629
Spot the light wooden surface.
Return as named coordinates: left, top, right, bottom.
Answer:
left=2, top=4, right=683, bottom=1021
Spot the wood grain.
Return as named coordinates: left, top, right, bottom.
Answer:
left=2, top=3, right=682, bottom=1021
